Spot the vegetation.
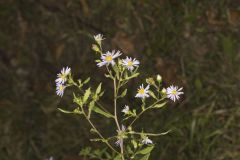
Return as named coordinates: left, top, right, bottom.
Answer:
left=0, top=0, right=239, bottom=160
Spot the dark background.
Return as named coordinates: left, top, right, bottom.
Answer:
left=0, top=0, right=240, bottom=160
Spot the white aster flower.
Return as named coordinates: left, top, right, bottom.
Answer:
left=122, top=105, right=129, bottom=114
left=122, top=56, right=140, bottom=71
left=142, top=136, right=153, bottom=144
left=115, top=139, right=122, bottom=147
left=55, top=67, right=71, bottom=84
left=115, top=125, right=126, bottom=148
left=135, top=84, right=150, bottom=98
left=94, top=34, right=104, bottom=44
left=97, top=50, right=122, bottom=67
left=56, top=83, right=66, bottom=97
left=166, top=85, right=184, bottom=102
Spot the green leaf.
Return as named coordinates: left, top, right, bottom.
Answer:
left=73, top=93, right=83, bottom=106
left=131, top=140, right=138, bottom=149
left=90, top=138, right=107, bottom=143
left=148, top=91, right=157, bottom=99
left=83, top=88, right=91, bottom=103
left=88, top=101, right=95, bottom=118
left=120, top=89, right=127, bottom=98
left=105, top=74, right=111, bottom=78
left=83, top=77, right=90, bottom=84
left=112, top=64, right=119, bottom=73
left=125, top=73, right=139, bottom=80
left=139, top=153, right=151, bottom=160
left=58, top=108, right=74, bottom=114
left=154, top=102, right=166, bottom=109
left=92, top=106, right=114, bottom=118
left=58, top=108, right=82, bottom=115
left=136, top=146, right=154, bottom=155
left=114, top=155, right=121, bottom=160
left=96, top=83, right=102, bottom=95
left=79, top=147, right=91, bottom=156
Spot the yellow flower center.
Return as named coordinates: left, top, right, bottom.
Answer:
left=138, top=88, right=145, bottom=94
left=127, top=61, right=133, bottom=66
left=171, top=90, right=177, bottom=95
left=59, top=85, right=64, bottom=91
left=105, top=55, right=113, bottom=62
left=60, top=74, right=66, bottom=79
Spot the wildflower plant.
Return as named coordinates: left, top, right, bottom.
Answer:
left=55, top=34, right=184, bottom=160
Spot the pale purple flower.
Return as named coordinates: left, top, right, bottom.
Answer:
left=166, top=85, right=184, bottom=102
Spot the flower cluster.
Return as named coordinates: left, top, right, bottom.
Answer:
left=55, top=34, right=185, bottom=160
left=55, top=67, right=71, bottom=97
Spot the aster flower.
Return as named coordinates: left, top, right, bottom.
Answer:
left=97, top=50, right=122, bottom=67
left=115, top=125, right=126, bottom=147
left=55, top=67, right=71, bottom=84
left=94, top=34, right=104, bottom=45
left=122, top=56, right=140, bottom=71
left=142, top=136, right=153, bottom=144
left=166, top=85, right=184, bottom=102
left=135, top=84, right=150, bottom=98
left=56, top=83, right=66, bottom=97
left=122, top=105, right=129, bottom=114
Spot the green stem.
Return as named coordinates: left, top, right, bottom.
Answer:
left=129, top=99, right=163, bottom=127
left=82, top=112, right=119, bottom=154
left=127, top=130, right=171, bottom=137
left=113, top=78, right=124, bottom=160
left=113, top=78, right=121, bottom=130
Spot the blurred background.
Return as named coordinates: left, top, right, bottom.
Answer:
left=0, top=0, right=240, bottom=160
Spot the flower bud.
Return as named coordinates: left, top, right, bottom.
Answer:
left=161, top=88, right=166, bottom=94
left=157, top=74, right=162, bottom=82
left=146, top=78, right=155, bottom=85
left=92, top=44, right=100, bottom=53
left=94, top=34, right=104, bottom=45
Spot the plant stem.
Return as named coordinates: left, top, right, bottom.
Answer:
left=83, top=112, right=119, bottom=154
left=113, top=78, right=121, bottom=130
left=127, top=130, right=171, bottom=136
left=113, top=78, right=124, bottom=160
left=129, top=99, right=163, bottom=127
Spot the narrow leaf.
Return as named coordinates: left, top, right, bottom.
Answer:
left=96, top=83, right=102, bottom=95
left=92, top=106, right=114, bottom=118
left=83, top=88, right=91, bottom=103
left=88, top=101, right=95, bottom=118
left=148, top=91, right=157, bottom=99
left=125, top=73, right=139, bottom=80
left=120, top=89, right=127, bottom=98
left=154, top=102, right=166, bottom=109
left=58, top=108, right=74, bottom=114
left=139, top=153, right=151, bottom=160
left=136, top=146, right=154, bottom=155
left=83, top=77, right=90, bottom=84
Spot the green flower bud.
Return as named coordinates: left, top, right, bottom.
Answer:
left=92, top=44, right=100, bottom=52
left=161, top=88, right=166, bottom=94
left=146, top=77, right=155, bottom=85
